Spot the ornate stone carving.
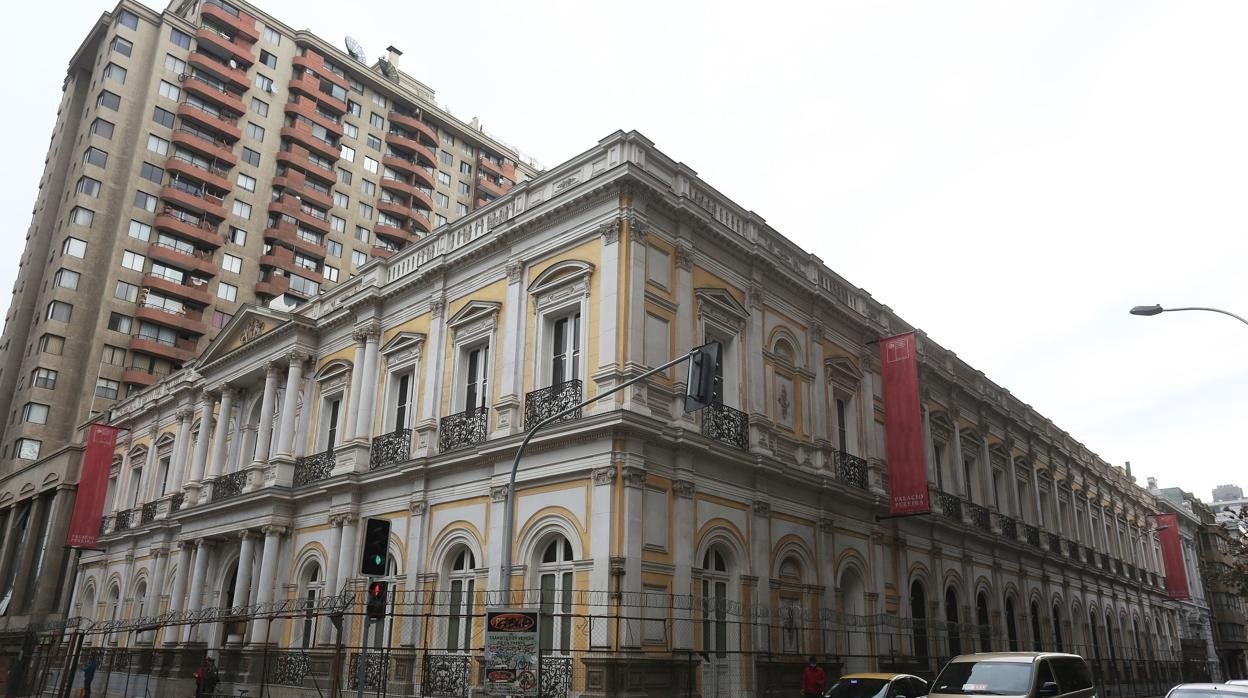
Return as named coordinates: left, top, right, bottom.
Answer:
left=748, top=285, right=764, bottom=309
left=176, top=406, right=195, bottom=421
left=239, top=317, right=266, bottom=345
left=429, top=296, right=446, bottom=319
left=505, top=260, right=523, bottom=283
left=672, top=479, right=695, bottom=499
left=598, top=218, right=620, bottom=244
left=675, top=243, right=692, bottom=271
left=752, top=500, right=771, bottom=518
left=262, top=524, right=288, bottom=537
left=810, top=323, right=824, bottom=341
left=622, top=466, right=646, bottom=489
left=490, top=485, right=509, bottom=503
left=591, top=467, right=616, bottom=487
left=818, top=518, right=835, bottom=534
left=409, top=499, right=427, bottom=516
left=238, top=529, right=258, bottom=541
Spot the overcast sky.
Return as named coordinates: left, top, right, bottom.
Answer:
left=5, top=1, right=1246, bottom=503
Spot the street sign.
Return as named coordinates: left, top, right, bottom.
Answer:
left=483, top=608, right=540, bottom=696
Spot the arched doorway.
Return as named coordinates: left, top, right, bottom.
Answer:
left=700, top=544, right=735, bottom=697
left=910, top=581, right=929, bottom=663
left=946, top=587, right=962, bottom=657
left=976, top=592, right=991, bottom=652
left=840, top=567, right=869, bottom=672
left=296, top=561, right=322, bottom=649
left=1005, top=597, right=1019, bottom=651
left=1031, top=602, right=1044, bottom=651
left=1052, top=604, right=1064, bottom=651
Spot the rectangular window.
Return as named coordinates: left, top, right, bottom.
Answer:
left=340, top=144, right=356, bottom=162
left=152, top=106, right=175, bottom=128
left=458, top=181, right=471, bottom=196
left=46, top=301, right=72, bottom=322
left=343, top=122, right=359, bottom=139
left=90, top=118, right=114, bottom=139
left=95, top=378, right=121, bottom=400
left=15, top=439, right=41, bottom=460
left=157, top=80, right=180, bottom=101
left=347, top=100, right=362, bottom=116
left=117, top=9, right=138, bottom=29
left=327, top=240, right=342, bottom=257
left=110, top=37, right=133, bottom=57
left=102, top=345, right=126, bottom=365
left=121, top=250, right=146, bottom=273
left=434, top=193, right=450, bottom=208
left=263, top=25, right=281, bottom=44
left=222, top=253, right=242, bottom=273
left=69, top=207, right=94, bottom=227
left=237, top=173, right=256, bottom=192
left=83, top=147, right=109, bottom=168
left=250, top=97, right=269, bottom=117
left=62, top=237, right=87, bottom=258
left=114, top=280, right=139, bottom=302
left=246, top=122, right=265, bottom=141
left=39, top=334, right=65, bottom=355
left=456, top=202, right=468, bottom=216
left=170, top=28, right=191, bottom=49
left=104, top=62, right=127, bottom=84
left=392, top=373, right=411, bottom=430
left=242, top=147, right=261, bottom=167
left=147, top=134, right=170, bottom=156
left=358, top=202, right=374, bottom=219
left=439, top=150, right=453, bottom=166
left=330, top=215, right=346, bottom=233
left=324, top=397, right=341, bottom=449
left=230, top=227, right=247, bottom=245
left=76, top=176, right=101, bottom=198
left=835, top=398, right=848, bottom=451
left=550, top=312, right=582, bottom=385
left=351, top=250, right=367, bottom=267
left=366, top=134, right=381, bottom=151
left=371, top=93, right=387, bottom=108
left=323, top=265, right=339, bottom=282
left=31, top=368, right=58, bottom=390
left=437, top=171, right=451, bottom=186
left=459, top=162, right=472, bottom=176
left=355, top=226, right=370, bottom=242
left=369, top=112, right=384, bottom=129
left=53, top=269, right=80, bottom=290
left=134, top=191, right=158, bottom=212
left=333, top=191, right=349, bottom=209
left=259, top=50, right=278, bottom=69
left=361, top=179, right=376, bottom=196
left=107, top=313, right=132, bottom=333
left=232, top=200, right=252, bottom=219
left=139, top=162, right=163, bottom=184
left=164, top=54, right=186, bottom=74
left=217, top=282, right=238, bottom=302
left=254, top=74, right=274, bottom=92
left=213, top=310, right=233, bottom=329
left=435, top=214, right=448, bottom=227
left=97, top=91, right=121, bottom=111
left=462, top=345, right=489, bottom=411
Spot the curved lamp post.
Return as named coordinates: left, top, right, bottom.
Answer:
left=1129, top=305, right=1248, bottom=328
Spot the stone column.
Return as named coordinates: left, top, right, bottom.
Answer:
left=1029, top=465, right=1044, bottom=527
left=621, top=220, right=650, bottom=416
left=184, top=539, right=213, bottom=644
left=342, top=335, right=367, bottom=443
left=592, top=219, right=622, bottom=414
left=403, top=499, right=428, bottom=646
left=9, top=494, right=47, bottom=610
left=750, top=499, right=771, bottom=652
left=232, top=531, right=258, bottom=609
left=113, top=449, right=133, bottom=514
left=319, top=516, right=345, bottom=646
left=186, top=391, right=215, bottom=487
left=276, top=353, right=306, bottom=457
left=139, top=549, right=169, bottom=644
left=205, top=387, right=234, bottom=480
left=620, top=466, right=646, bottom=647
left=139, top=428, right=160, bottom=503
left=167, top=406, right=194, bottom=494
left=1006, top=450, right=1023, bottom=518
left=415, top=298, right=446, bottom=454
left=588, top=467, right=615, bottom=647
left=493, top=260, right=525, bottom=437
left=671, top=478, right=695, bottom=650
left=978, top=427, right=994, bottom=509
left=816, top=518, right=837, bottom=653
left=809, top=324, right=829, bottom=446
left=745, top=286, right=766, bottom=442
left=32, top=490, right=71, bottom=615
left=353, top=327, right=381, bottom=441
left=487, top=486, right=509, bottom=598
left=0, top=506, right=20, bottom=592
left=949, top=413, right=966, bottom=498
left=252, top=365, right=281, bottom=466
left=673, top=242, right=695, bottom=420
left=335, top=515, right=359, bottom=595
left=922, top=404, right=938, bottom=486
left=249, top=525, right=285, bottom=644
left=162, top=542, right=192, bottom=645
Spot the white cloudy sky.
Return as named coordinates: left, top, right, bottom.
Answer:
left=4, top=1, right=1246, bottom=502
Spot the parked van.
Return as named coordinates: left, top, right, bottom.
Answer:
left=929, top=653, right=1095, bottom=698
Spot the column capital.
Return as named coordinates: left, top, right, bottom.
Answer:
left=199, top=389, right=216, bottom=404
left=747, top=285, right=764, bottom=309
left=752, top=500, right=771, bottom=518
left=261, top=524, right=288, bottom=537
left=505, top=260, right=524, bottom=283
left=672, top=479, right=695, bottom=499
left=193, top=537, right=214, bottom=550
left=591, top=467, right=616, bottom=487
left=598, top=217, right=621, bottom=244
left=238, top=529, right=259, bottom=542
left=818, top=517, right=835, bottom=534
left=286, top=349, right=311, bottom=365
left=674, top=242, right=693, bottom=271
left=215, top=384, right=236, bottom=400
left=409, top=498, right=428, bottom=516
left=176, top=406, right=195, bottom=421
left=809, top=322, right=824, bottom=341
left=429, top=294, right=446, bottom=319
left=490, top=485, right=509, bottom=503
left=336, top=513, right=359, bottom=526
left=622, top=466, right=646, bottom=489
left=265, top=361, right=283, bottom=376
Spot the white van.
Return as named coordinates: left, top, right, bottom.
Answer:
left=929, top=653, right=1095, bottom=698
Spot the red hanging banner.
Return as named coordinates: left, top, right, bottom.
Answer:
left=1155, top=513, right=1190, bottom=600
left=880, top=331, right=930, bottom=515
left=66, top=424, right=120, bottom=549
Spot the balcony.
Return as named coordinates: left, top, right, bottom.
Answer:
left=524, top=380, right=583, bottom=430
left=370, top=429, right=412, bottom=471
left=268, top=196, right=331, bottom=235
left=287, top=73, right=347, bottom=115
left=701, top=401, right=749, bottom=450
left=939, top=492, right=963, bottom=522
left=373, top=221, right=414, bottom=246
left=388, top=111, right=439, bottom=144
left=147, top=239, right=217, bottom=276
left=264, top=218, right=329, bottom=257
left=1022, top=524, right=1042, bottom=547
left=154, top=210, right=223, bottom=249
left=410, top=210, right=433, bottom=235
left=180, top=74, right=245, bottom=114
left=293, top=53, right=349, bottom=91
left=833, top=450, right=868, bottom=490
left=188, top=51, right=248, bottom=91
left=176, top=101, right=242, bottom=142
left=280, top=124, right=340, bottom=162
left=294, top=449, right=336, bottom=486
left=253, top=275, right=289, bottom=298
left=194, top=26, right=254, bottom=66
left=477, top=174, right=512, bottom=200
left=171, top=128, right=237, bottom=167
left=121, top=368, right=161, bottom=387
left=128, top=333, right=199, bottom=363
left=140, top=501, right=158, bottom=525
left=382, top=154, right=421, bottom=177
left=369, top=246, right=395, bottom=260
left=114, top=509, right=133, bottom=532
left=142, top=273, right=212, bottom=305
left=439, top=407, right=489, bottom=453
left=376, top=198, right=411, bottom=221
left=202, top=1, right=260, bottom=43
left=272, top=173, right=334, bottom=210
left=284, top=97, right=344, bottom=139
left=209, top=469, right=247, bottom=502
left=259, top=249, right=325, bottom=284
left=165, top=155, right=231, bottom=192
left=277, top=147, right=334, bottom=177
left=999, top=516, right=1017, bottom=540
left=385, top=130, right=435, bottom=161
left=966, top=502, right=991, bottom=532
left=478, top=155, right=503, bottom=178
left=135, top=304, right=209, bottom=335
left=160, top=183, right=227, bottom=220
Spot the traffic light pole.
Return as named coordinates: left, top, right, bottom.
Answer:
left=357, top=577, right=372, bottom=698
left=499, top=349, right=700, bottom=594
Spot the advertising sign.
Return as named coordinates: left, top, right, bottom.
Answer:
left=879, top=331, right=930, bottom=515
left=66, top=424, right=120, bottom=549
left=483, top=608, right=540, bottom=696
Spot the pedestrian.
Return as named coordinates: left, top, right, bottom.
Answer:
left=193, top=656, right=211, bottom=698
left=82, top=656, right=97, bottom=698
left=801, top=656, right=827, bottom=698
left=203, top=657, right=220, bottom=697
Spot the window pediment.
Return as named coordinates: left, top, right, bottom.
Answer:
left=529, top=260, right=594, bottom=310
left=695, top=287, right=748, bottom=332
left=825, top=356, right=862, bottom=393
left=447, top=301, right=501, bottom=342
left=381, top=331, right=426, bottom=364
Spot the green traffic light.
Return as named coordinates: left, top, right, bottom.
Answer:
left=374, top=554, right=382, bottom=565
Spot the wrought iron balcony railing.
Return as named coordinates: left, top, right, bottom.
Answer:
left=140, top=501, right=158, bottom=525
left=833, top=450, right=868, bottom=490
left=99, top=515, right=114, bottom=537
left=524, top=379, right=583, bottom=430
left=295, top=448, right=336, bottom=485
left=939, top=492, right=962, bottom=521
left=967, top=503, right=990, bottom=532
left=439, top=407, right=488, bottom=453
left=115, top=509, right=134, bottom=532
left=170, top=492, right=185, bottom=513
left=1000, top=517, right=1017, bottom=539
left=1043, top=531, right=1060, bottom=551
left=210, top=469, right=247, bottom=502
left=369, top=429, right=410, bottom=471
left=1023, top=524, right=1041, bottom=547
left=701, top=401, right=749, bottom=450
left=1064, top=539, right=1079, bottom=560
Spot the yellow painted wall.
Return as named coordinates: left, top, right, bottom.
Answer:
left=439, top=280, right=508, bottom=419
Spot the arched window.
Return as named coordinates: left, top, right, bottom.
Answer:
left=80, top=583, right=97, bottom=623
left=538, top=536, right=574, bottom=654
left=773, top=338, right=795, bottom=364
left=133, top=580, right=148, bottom=619
left=1051, top=603, right=1064, bottom=651
left=777, top=556, right=803, bottom=655
left=1089, top=611, right=1102, bottom=662
left=945, top=587, right=962, bottom=657
left=298, top=561, right=322, bottom=649
left=840, top=567, right=869, bottom=672
left=446, top=548, right=476, bottom=653
left=976, top=592, right=991, bottom=652
left=1031, top=602, right=1044, bottom=651
left=701, top=547, right=730, bottom=660
left=910, top=581, right=928, bottom=660
left=108, top=584, right=121, bottom=645
left=1005, top=597, right=1018, bottom=651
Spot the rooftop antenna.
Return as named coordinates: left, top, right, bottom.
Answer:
left=345, top=36, right=367, bottom=64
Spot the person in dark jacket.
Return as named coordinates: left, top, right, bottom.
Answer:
left=82, top=656, right=98, bottom=698
left=801, top=656, right=827, bottom=697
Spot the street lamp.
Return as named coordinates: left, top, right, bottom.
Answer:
left=1129, top=304, right=1248, bottom=327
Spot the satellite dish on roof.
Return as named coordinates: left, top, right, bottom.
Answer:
left=345, top=36, right=367, bottom=63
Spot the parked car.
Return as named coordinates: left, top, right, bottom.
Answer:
left=1166, top=683, right=1248, bottom=698
left=824, top=672, right=929, bottom=698
left=1226, top=682, right=1248, bottom=687
left=929, top=652, right=1093, bottom=698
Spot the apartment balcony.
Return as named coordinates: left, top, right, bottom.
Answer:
left=154, top=210, right=223, bottom=249
left=259, top=248, right=325, bottom=284
left=121, top=368, right=161, bottom=387
left=135, top=304, right=209, bottom=336
left=253, top=274, right=289, bottom=298
left=160, top=183, right=227, bottom=220
left=385, top=130, right=436, bottom=162
left=201, top=1, right=260, bottom=43
left=938, top=492, right=963, bottom=522
left=287, top=73, right=347, bottom=115
left=832, top=449, right=868, bottom=490
left=142, top=273, right=213, bottom=305
left=193, top=26, right=254, bottom=66
left=187, top=51, right=248, bottom=91
left=171, top=128, right=237, bottom=168
left=388, top=111, right=438, bottom=144
left=476, top=174, right=509, bottom=199
left=410, top=210, right=433, bottom=235
left=294, top=449, right=335, bottom=487
left=284, top=97, right=344, bottom=139
left=128, top=334, right=199, bottom=363
left=292, top=53, right=349, bottom=91
left=1022, top=523, right=1042, bottom=547
left=478, top=155, right=503, bottom=178
left=376, top=198, right=412, bottom=221
left=480, top=154, right=518, bottom=181
left=381, top=154, right=424, bottom=179
left=272, top=172, right=334, bottom=210
left=176, top=101, right=242, bottom=142
left=263, top=219, right=329, bottom=258
left=165, top=155, right=232, bottom=193
left=280, top=124, right=340, bottom=163
left=369, top=246, right=395, bottom=260
left=369, top=428, right=411, bottom=471
left=276, top=147, right=334, bottom=177
left=181, top=75, right=245, bottom=115
left=701, top=401, right=749, bottom=450
left=524, top=380, right=583, bottom=430
left=146, top=241, right=217, bottom=277
left=268, top=196, right=331, bottom=235
left=373, top=221, right=414, bottom=246
left=439, top=407, right=489, bottom=453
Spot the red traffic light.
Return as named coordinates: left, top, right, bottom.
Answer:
left=370, top=581, right=384, bottom=597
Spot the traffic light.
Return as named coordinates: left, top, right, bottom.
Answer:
left=366, top=580, right=388, bottom=620
left=683, top=341, right=722, bottom=412
left=360, top=517, right=391, bottom=577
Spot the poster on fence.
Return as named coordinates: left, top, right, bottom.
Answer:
left=483, top=608, right=540, bottom=696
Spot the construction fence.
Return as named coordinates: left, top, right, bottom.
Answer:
left=0, top=588, right=1221, bottom=697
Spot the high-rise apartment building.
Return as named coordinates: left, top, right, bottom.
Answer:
left=0, top=0, right=536, bottom=624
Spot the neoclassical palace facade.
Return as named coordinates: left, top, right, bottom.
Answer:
left=71, top=131, right=1189, bottom=693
